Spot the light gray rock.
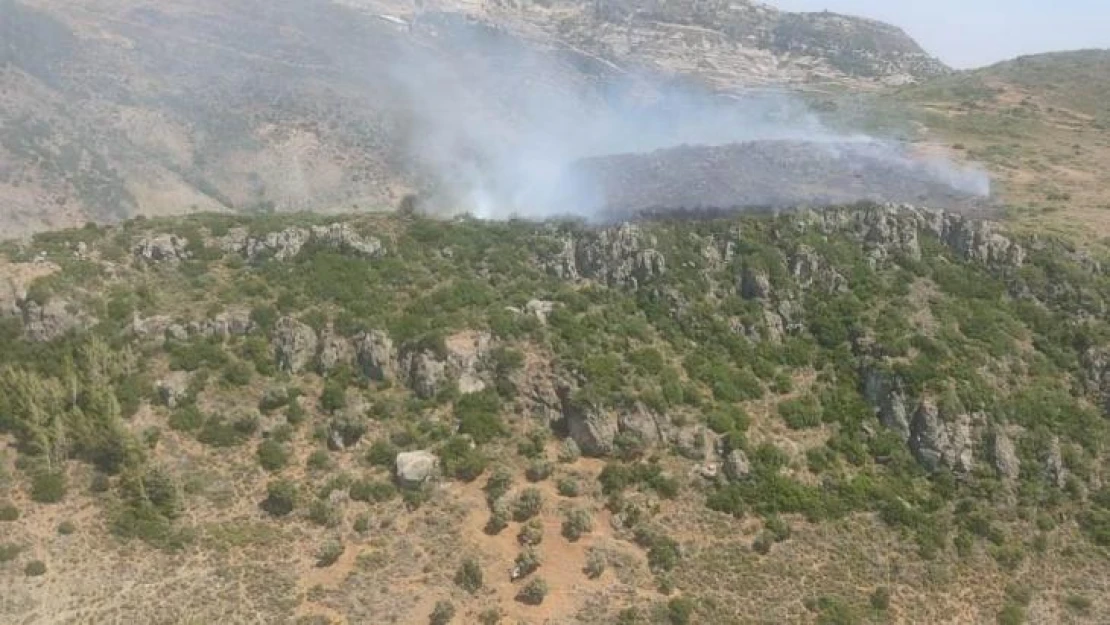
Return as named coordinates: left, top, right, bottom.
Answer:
left=317, top=329, right=354, bottom=373
left=19, top=297, right=88, bottom=342
left=403, top=350, right=449, bottom=399
left=672, top=425, right=713, bottom=461
left=739, top=266, right=772, bottom=300
left=1046, top=437, right=1069, bottom=489
left=272, top=317, right=318, bottom=374
left=568, top=224, right=666, bottom=288
left=310, top=223, right=383, bottom=257
left=354, top=330, right=397, bottom=381
left=558, top=389, right=619, bottom=457
left=525, top=299, right=556, bottom=324
left=990, top=429, right=1021, bottom=482
left=395, top=450, right=439, bottom=487
left=724, top=449, right=751, bottom=481
left=617, top=402, right=668, bottom=445
left=907, top=399, right=974, bottom=473
left=862, top=367, right=911, bottom=442
left=157, top=372, right=191, bottom=408
left=134, top=233, right=188, bottom=264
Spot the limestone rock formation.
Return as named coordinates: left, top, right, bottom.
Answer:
left=354, top=330, right=397, bottom=381
left=990, top=429, right=1021, bottom=482
left=272, top=317, right=318, bottom=374
left=558, top=389, right=619, bottom=457
left=134, top=234, right=189, bottom=264
left=395, top=450, right=439, bottom=488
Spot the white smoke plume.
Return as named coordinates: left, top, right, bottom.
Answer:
left=384, top=14, right=989, bottom=220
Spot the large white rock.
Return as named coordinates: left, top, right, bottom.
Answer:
left=395, top=450, right=439, bottom=487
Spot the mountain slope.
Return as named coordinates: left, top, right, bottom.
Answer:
left=0, top=0, right=949, bottom=236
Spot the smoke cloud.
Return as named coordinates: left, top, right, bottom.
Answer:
left=384, top=14, right=990, bottom=221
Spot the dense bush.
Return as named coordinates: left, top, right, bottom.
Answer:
left=262, top=479, right=297, bottom=517
left=257, top=440, right=290, bottom=472
left=516, top=577, right=549, bottom=605
left=562, top=508, right=593, bottom=541
left=430, top=600, right=456, bottom=625
left=24, top=560, right=47, bottom=577
left=454, top=557, right=484, bottom=594
left=455, top=390, right=506, bottom=444
left=513, top=488, right=544, bottom=522
left=30, top=469, right=67, bottom=503
left=438, top=436, right=488, bottom=482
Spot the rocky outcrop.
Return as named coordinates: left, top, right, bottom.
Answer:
left=317, top=328, right=354, bottom=373
left=789, top=245, right=848, bottom=292
left=401, top=350, right=449, bottom=399
left=672, top=425, right=714, bottom=461
left=395, top=450, right=439, bottom=488
left=19, top=297, right=89, bottom=342
left=444, top=331, right=492, bottom=395
left=157, top=372, right=191, bottom=408
left=525, top=299, right=556, bottom=324
left=1046, top=437, right=1069, bottom=489
left=187, top=309, right=254, bottom=339
left=617, top=402, right=670, bottom=445
left=907, top=399, right=975, bottom=473
left=723, top=449, right=751, bottom=481
left=134, top=234, right=189, bottom=264
left=272, top=317, right=318, bottom=374
left=558, top=389, right=619, bottom=457
left=862, top=366, right=911, bottom=441
left=739, top=265, right=772, bottom=300
left=990, top=429, right=1021, bottom=482
left=221, top=223, right=384, bottom=262
left=549, top=224, right=665, bottom=288
left=354, top=330, right=397, bottom=381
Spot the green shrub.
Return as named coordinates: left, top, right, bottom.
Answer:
left=518, top=518, right=544, bottom=546
left=557, top=439, right=581, bottom=463
left=584, top=549, right=606, bottom=579
left=349, top=478, right=396, bottom=503
left=438, top=436, right=488, bottom=482
left=316, top=540, right=344, bottom=567
left=478, top=607, right=502, bottom=625
left=262, top=479, right=297, bottom=517
left=485, top=502, right=510, bottom=535
left=484, top=466, right=513, bottom=504
left=455, top=390, right=506, bottom=444
left=870, top=587, right=891, bottom=610
left=517, top=577, right=549, bottom=605
left=454, top=557, right=484, bottom=594
left=513, top=488, right=543, bottom=522
left=430, top=600, right=456, bottom=625
left=366, top=439, right=399, bottom=468
left=0, top=543, right=21, bottom=562
left=557, top=477, right=580, bottom=498
left=308, top=500, right=341, bottom=528
left=307, top=449, right=333, bottom=471
left=666, top=597, right=696, bottom=625
left=257, top=440, right=290, bottom=472
left=169, top=405, right=205, bottom=432
left=222, top=360, right=253, bottom=387
left=562, top=508, right=593, bottom=542
left=513, top=547, right=541, bottom=578
left=1064, top=594, right=1091, bottom=614
left=353, top=514, right=371, bottom=534
left=525, top=460, right=553, bottom=483
left=197, top=414, right=256, bottom=447
left=778, top=395, right=822, bottom=430
left=57, top=520, right=76, bottom=535
left=319, top=381, right=348, bottom=413
left=997, top=603, right=1026, bottom=625
left=24, top=560, right=47, bottom=577
left=31, top=470, right=67, bottom=503
left=646, top=535, right=681, bottom=572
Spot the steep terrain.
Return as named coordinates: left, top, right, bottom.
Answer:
left=0, top=0, right=952, bottom=236
left=1, top=206, right=1109, bottom=623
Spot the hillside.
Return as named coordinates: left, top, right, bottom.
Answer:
left=845, top=50, right=1110, bottom=244
left=0, top=0, right=953, bottom=236
left=2, top=205, right=1110, bottom=623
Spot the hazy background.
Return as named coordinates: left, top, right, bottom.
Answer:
left=767, top=0, right=1110, bottom=68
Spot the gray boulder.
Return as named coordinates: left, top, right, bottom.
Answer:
left=617, top=402, right=669, bottom=445
left=723, top=449, right=751, bottom=481
left=395, top=450, right=439, bottom=488
left=739, top=266, right=772, bottom=300
left=272, top=317, right=318, bottom=374
left=907, top=399, right=974, bottom=473
left=403, top=350, right=449, bottom=399
left=558, top=389, right=619, bottom=457
left=862, top=367, right=911, bottom=441
left=990, top=429, right=1021, bottom=482
left=317, top=329, right=354, bottom=373
left=157, top=372, right=191, bottom=408
left=19, top=297, right=88, bottom=342
left=310, top=223, right=383, bottom=257
left=1046, top=437, right=1069, bottom=488
left=134, top=233, right=189, bottom=264
left=354, top=330, right=397, bottom=381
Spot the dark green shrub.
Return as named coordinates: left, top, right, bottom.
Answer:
left=516, top=577, right=548, bottom=605
left=455, top=390, right=506, bottom=444
left=168, top=405, right=205, bottom=432
left=308, top=500, right=341, bottom=528
left=438, top=436, right=488, bottom=482
left=646, top=536, right=681, bottom=572
left=870, top=587, right=891, bottom=610
left=525, top=460, right=553, bottom=483
left=349, top=478, right=396, bottom=503
left=24, top=560, right=46, bottom=577
left=584, top=549, right=606, bottom=579
left=262, top=479, right=297, bottom=517
left=316, top=540, right=344, bottom=567
left=562, top=508, right=593, bottom=542
left=513, top=488, right=543, bottom=522
left=222, top=360, right=253, bottom=387
left=430, top=600, right=456, bottom=625
left=319, top=381, right=348, bottom=413
left=197, top=414, right=255, bottom=447
left=478, top=607, right=502, bottom=625
left=454, top=557, right=484, bottom=594
left=31, top=470, right=67, bottom=503
left=778, top=395, right=822, bottom=430
left=257, top=440, right=290, bottom=472
left=366, top=439, right=399, bottom=468
left=0, top=543, right=21, bottom=562
left=997, top=603, right=1025, bottom=625
left=557, top=477, right=580, bottom=498
left=518, top=518, right=544, bottom=546
left=57, top=520, right=76, bottom=535
left=307, top=449, right=332, bottom=471
left=484, top=466, right=513, bottom=504
left=666, top=597, right=696, bottom=625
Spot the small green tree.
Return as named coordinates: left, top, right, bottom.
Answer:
left=429, top=600, right=456, bottom=625
left=518, top=518, right=544, bottom=546
left=257, top=440, right=289, bottom=472
left=562, top=508, right=593, bottom=542
left=454, top=557, right=484, bottom=594
left=24, top=560, right=47, bottom=577
left=517, top=577, right=549, bottom=605
left=262, top=479, right=297, bottom=517
left=316, top=540, right=344, bottom=567
left=513, top=487, right=543, bottom=522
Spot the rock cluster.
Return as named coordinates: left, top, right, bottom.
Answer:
left=219, top=223, right=383, bottom=262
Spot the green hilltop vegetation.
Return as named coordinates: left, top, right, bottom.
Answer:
left=1, top=204, right=1110, bottom=622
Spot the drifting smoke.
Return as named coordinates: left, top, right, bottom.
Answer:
left=386, top=14, right=990, bottom=220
